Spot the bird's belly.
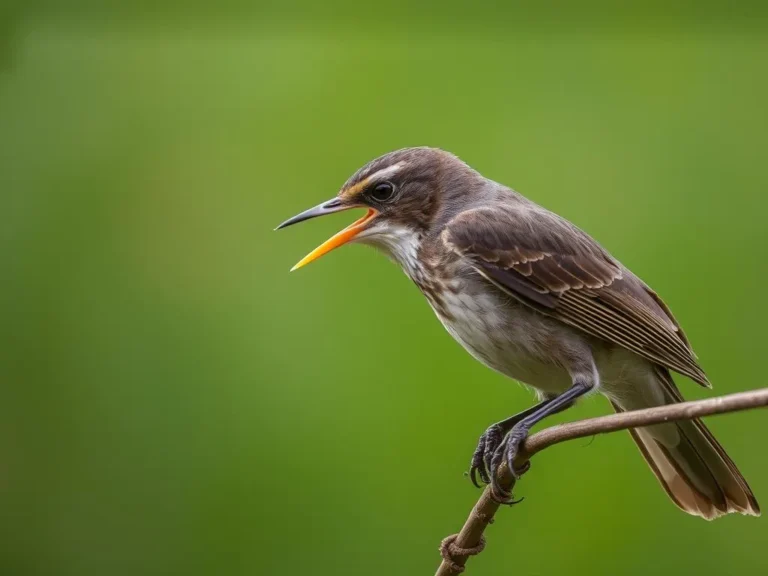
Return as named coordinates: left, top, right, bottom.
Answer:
left=430, top=290, right=572, bottom=396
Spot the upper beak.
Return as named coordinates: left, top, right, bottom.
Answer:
left=275, top=198, right=377, bottom=271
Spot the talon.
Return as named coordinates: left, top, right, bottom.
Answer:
left=470, top=460, right=491, bottom=488
left=469, top=438, right=486, bottom=488
left=490, top=482, right=512, bottom=504
left=469, top=466, right=482, bottom=488
left=489, top=481, right=523, bottom=506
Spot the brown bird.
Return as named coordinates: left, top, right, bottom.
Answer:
left=276, top=147, right=759, bottom=519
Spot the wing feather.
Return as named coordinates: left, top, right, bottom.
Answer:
left=443, top=205, right=710, bottom=387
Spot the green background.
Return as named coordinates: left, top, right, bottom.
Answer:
left=2, top=3, right=768, bottom=575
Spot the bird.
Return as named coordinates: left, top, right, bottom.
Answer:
left=276, top=147, right=759, bottom=520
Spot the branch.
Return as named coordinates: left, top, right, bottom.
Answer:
left=435, top=388, right=768, bottom=576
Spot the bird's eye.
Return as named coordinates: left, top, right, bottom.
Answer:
left=370, top=182, right=396, bottom=202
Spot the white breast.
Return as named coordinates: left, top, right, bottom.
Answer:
left=434, top=287, right=573, bottom=396
left=355, top=221, right=571, bottom=395
left=438, top=291, right=516, bottom=371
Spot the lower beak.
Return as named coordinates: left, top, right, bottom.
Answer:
left=275, top=198, right=377, bottom=271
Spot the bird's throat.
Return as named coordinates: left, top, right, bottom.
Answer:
left=358, top=225, right=425, bottom=282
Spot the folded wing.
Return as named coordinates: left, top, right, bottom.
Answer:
left=442, top=205, right=709, bottom=387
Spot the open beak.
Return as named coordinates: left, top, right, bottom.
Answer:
left=275, top=198, right=377, bottom=271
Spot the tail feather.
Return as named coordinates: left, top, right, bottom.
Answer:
left=611, top=368, right=760, bottom=520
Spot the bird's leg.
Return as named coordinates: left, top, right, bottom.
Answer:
left=490, top=376, right=594, bottom=502
left=469, top=399, right=554, bottom=488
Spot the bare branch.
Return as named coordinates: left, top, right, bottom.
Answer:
left=435, top=388, right=768, bottom=576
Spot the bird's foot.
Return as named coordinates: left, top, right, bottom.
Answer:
left=487, top=425, right=531, bottom=503
left=469, top=423, right=506, bottom=488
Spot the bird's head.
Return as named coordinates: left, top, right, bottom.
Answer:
left=276, top=147, right=475, bottom=271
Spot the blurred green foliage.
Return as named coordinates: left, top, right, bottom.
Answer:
left=2, top=3, right=768, bottom=575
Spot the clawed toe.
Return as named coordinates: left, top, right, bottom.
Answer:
left=468, top=424, right=505, bottom=487
left=469, top=438, right=487, bottom=487
left=502, top=426, right=531, bottom=480
left=469, top=462, right=488, bottom=488
left=489, top=470, right=525, bottom=506
left=490, top=487, right=525, bottom=506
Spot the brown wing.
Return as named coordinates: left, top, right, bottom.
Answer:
left=442, top=205, right=710, bottom=387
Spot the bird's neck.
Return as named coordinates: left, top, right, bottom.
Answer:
left=360, top=226, right=427, bottom=283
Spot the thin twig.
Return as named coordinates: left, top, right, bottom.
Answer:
left=435, top=388, right=768, bottom=576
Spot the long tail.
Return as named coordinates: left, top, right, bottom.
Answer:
left=611, top=367, right=760, bottom=520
